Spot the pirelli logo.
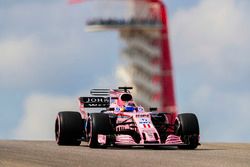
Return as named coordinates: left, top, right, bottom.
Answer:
left=79, top=97, right=110, bottom=108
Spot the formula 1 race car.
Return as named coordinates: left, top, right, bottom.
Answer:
left=55, top=87, right=200, bottom=149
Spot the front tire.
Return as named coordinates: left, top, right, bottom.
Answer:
left=55, top=111, right=83, bottom=146
left=175, top=113, right=200, bottom=149
left=88, top=113, right=113, bottom=148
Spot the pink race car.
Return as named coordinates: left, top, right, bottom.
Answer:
left=55, top=87, right=200, bottom=149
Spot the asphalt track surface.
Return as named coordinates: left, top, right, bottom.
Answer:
left=0, top=141, right=250, bottom=167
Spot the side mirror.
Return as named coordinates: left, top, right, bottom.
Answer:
left=149, top=107, right=158, bottom=112
left=109, top=108, right=115, bottom=111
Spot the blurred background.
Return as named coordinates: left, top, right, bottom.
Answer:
left=0, top=0, right=249, bottom=142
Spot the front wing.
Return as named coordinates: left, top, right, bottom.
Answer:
left=97, top=134, right=189, bottom=147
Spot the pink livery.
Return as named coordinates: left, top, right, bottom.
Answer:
left=55, top=87, right=200, bottom=149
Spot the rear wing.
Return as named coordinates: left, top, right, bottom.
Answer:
left=90, top=89, right=110, bottom=96
left=79, top=97, right=110, bottom=108
left=90, top=87, right=133, bottom=95
left=79, top=87, right=133, bottom=108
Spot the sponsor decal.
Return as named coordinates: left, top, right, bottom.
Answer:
left=116, top=113, right=130, bottom=118
left=135, top=114, right=150, bottom=118
left=82, top=97, right=109, bottom=103
left=137, top=107, right=144, bottom=112
left=138, top=118, right=153, bottom=129
left=80, top=97, right=110, bottom=108
left=115, top=107, right=120, bottom=112
left=139, top=118, right=151, bottom=124
left=117, top=115, right=129, bottom=119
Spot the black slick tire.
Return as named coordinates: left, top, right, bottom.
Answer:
left=55, top=111, right=82, bottom=146
left=175, top=113, right=200, bottom=149
left=88, top=113, right=113, bottom=148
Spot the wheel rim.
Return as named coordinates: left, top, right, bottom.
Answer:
left=55, top=116, right=61, bottom=143
left=174, top=118, right=181, bottom=136
left=88, top=118, right=93, bottom=146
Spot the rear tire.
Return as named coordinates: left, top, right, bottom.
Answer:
left=88, top=113, right=113, bottom=148
left=55, top=111, right=83, bottom=146
left=175, top=113, right=199, bottom=149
